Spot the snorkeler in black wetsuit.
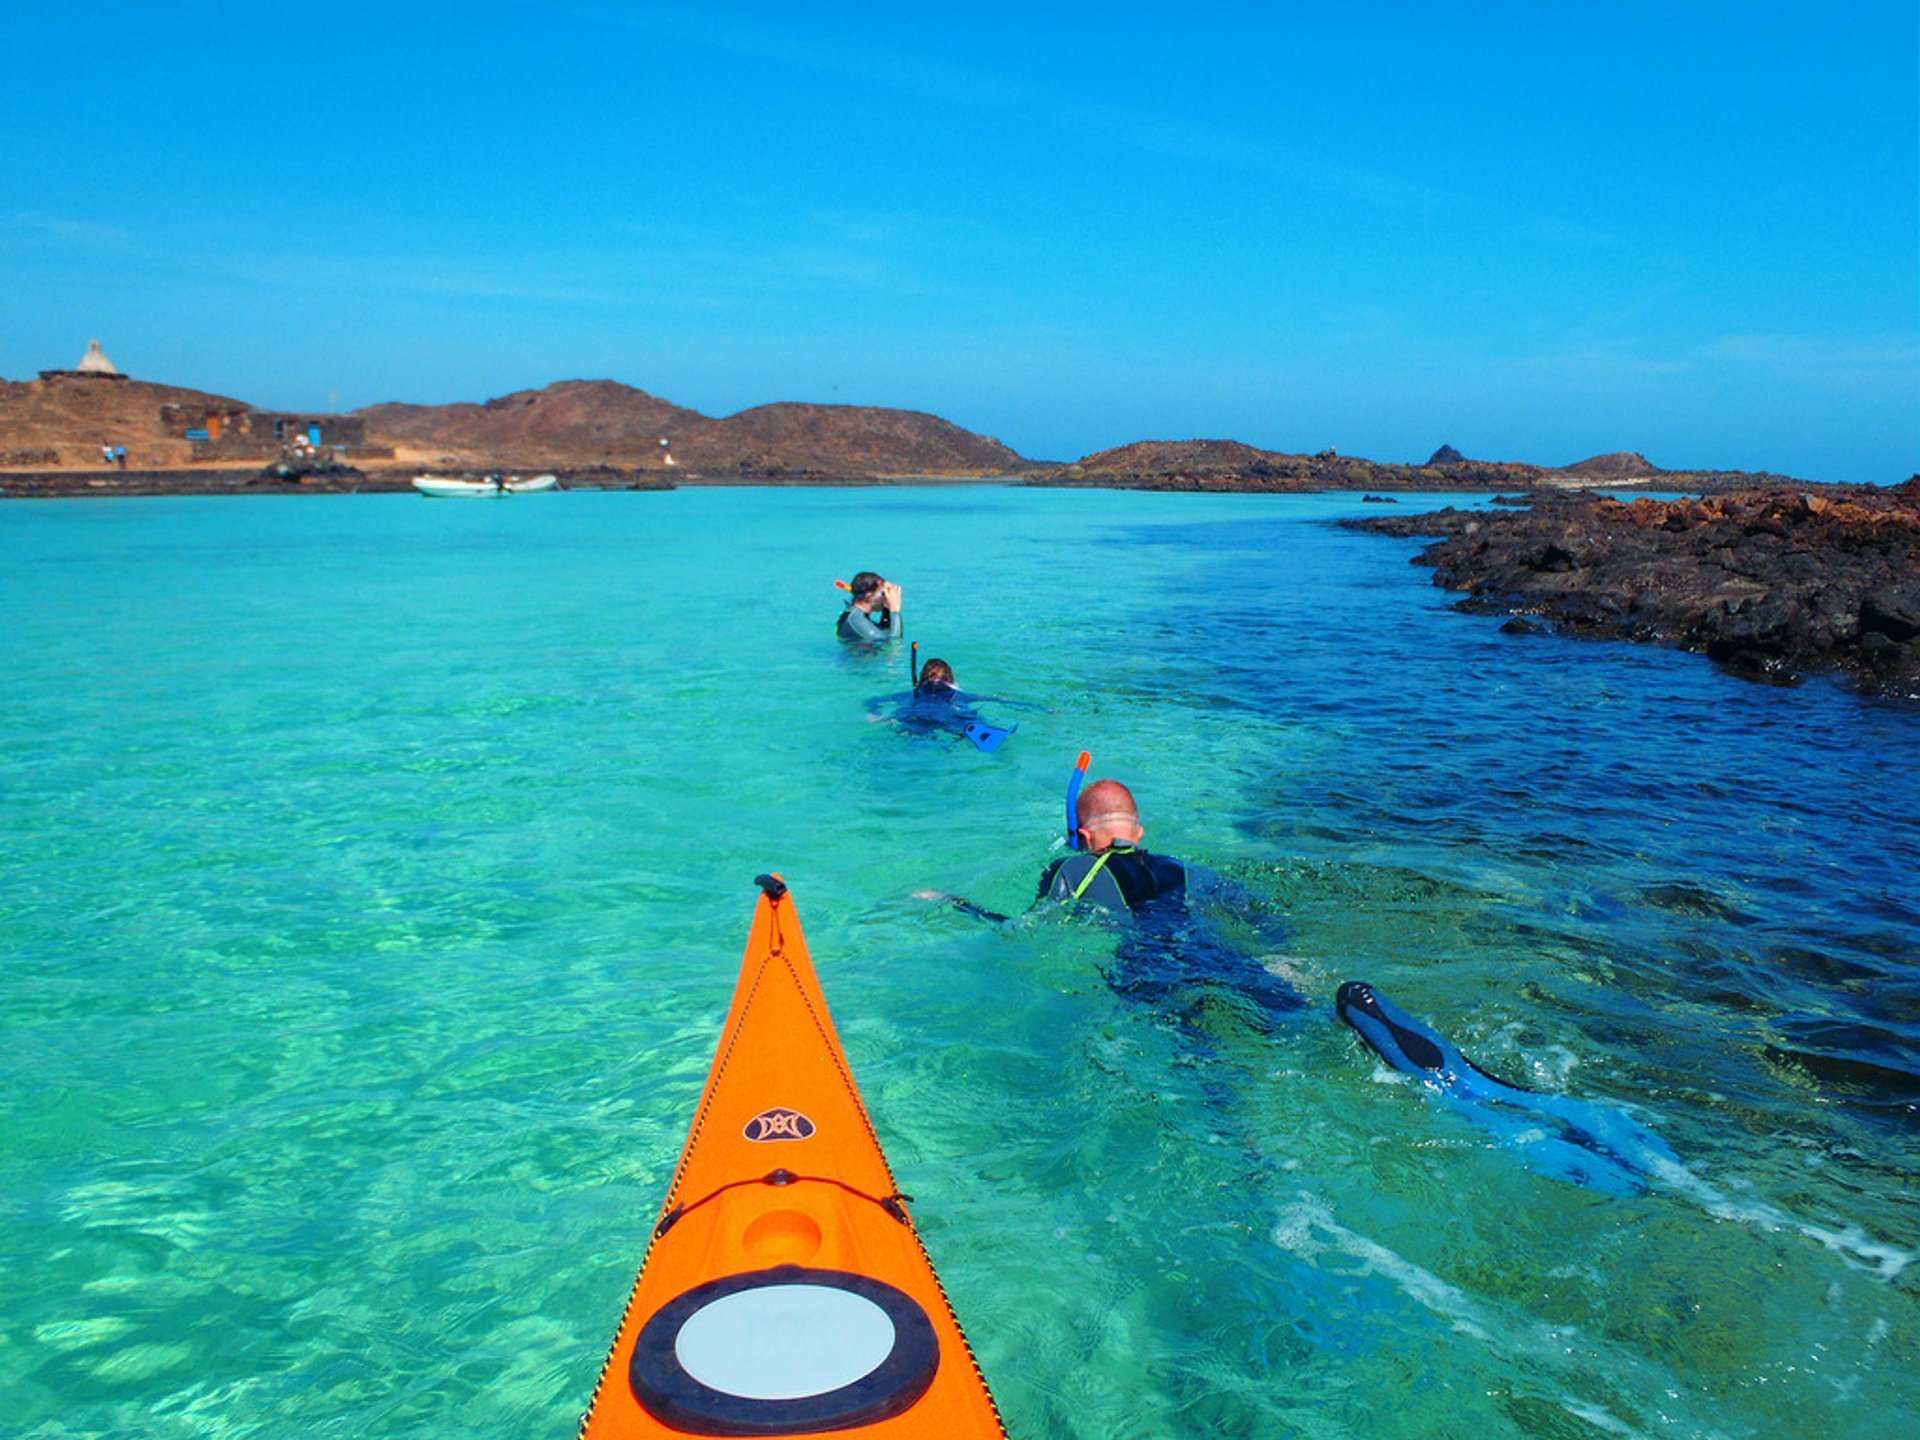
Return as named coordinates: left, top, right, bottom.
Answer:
left=1039, top=778, right=1187, bottom=911
left=1035, top=840, right=1187, bottom=911
left=919, top=777, right=1299, bottom=1025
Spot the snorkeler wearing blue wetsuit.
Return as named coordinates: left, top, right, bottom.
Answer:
left=876, top=655, right=1018, bottom=753
left=919, top=775, right=1296, bottom=1024
left=895, top=657, right=965, bottom=734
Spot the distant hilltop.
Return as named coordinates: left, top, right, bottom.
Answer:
left=357, top=380, right=1025, bottom=476
left=0, top=351, right=1811, bottom=491
left=1042, top=438, right=1794, bottom=494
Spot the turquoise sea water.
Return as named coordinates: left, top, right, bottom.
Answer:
left=3, top=487, right=1916, bottom=1439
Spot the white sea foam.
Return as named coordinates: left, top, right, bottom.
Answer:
left=1270, top=1191, right=1492, bottom=1341
left=1642, top=1156, right=1915, bottom=1280
left=1559, top=1398, right=1644, bottom=1436
left=1270, top=1191, right=1728, bottom=1440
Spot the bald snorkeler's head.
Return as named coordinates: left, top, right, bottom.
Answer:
left=1076, top=778, right=1145, bottom=852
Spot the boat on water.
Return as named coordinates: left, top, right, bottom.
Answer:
left=579, top=875, right=1007, bottom=1439
left=411, top=473, right=559, bottom=497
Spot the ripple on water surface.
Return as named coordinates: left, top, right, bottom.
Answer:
left=2, top=489, right=1916, bottom=1439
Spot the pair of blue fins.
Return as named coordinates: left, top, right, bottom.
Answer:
left=1337, top=980, right=1680, bottom=1197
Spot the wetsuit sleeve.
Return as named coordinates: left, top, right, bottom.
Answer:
left=948, top=898, right=1011, bottom=923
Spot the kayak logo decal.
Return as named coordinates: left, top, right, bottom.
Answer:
left=743, top=1107, right=816, bottom=1142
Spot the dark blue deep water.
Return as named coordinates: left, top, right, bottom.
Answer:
left=3, top=487, right=1915, bottom=1438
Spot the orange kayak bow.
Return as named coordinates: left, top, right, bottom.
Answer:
left=580, top=876, right=1008, bottom=1438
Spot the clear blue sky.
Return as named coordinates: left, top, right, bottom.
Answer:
left=4, top=2, right=1915, bottom=481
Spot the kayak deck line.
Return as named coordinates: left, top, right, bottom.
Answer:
left=654, top=1168, right=914, bottom=1239
left=579, top=876, right=1008, bottom=1438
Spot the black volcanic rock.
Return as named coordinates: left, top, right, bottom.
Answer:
left=1428, top=445, right=1466, bottom=464
left=1346, top=483, right=1920, bottom=698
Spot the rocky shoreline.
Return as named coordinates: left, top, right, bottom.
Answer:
left=1024, top=439, right=1808, bottom=495
left=8, top=371, right=1837, bottom=496
left=1345, top=481, right=1920, bottom=699
left=0, top=470, right=871, bottom=503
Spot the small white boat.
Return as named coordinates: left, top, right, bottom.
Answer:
left=412, top=473, right=559, bottom=498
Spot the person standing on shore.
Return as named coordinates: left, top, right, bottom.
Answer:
left=837, top=571, right=903, bottom=643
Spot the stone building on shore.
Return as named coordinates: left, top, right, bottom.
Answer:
left=2, top=342, right=387, bottom=469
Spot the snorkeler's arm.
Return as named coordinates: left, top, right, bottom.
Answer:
left=957, top=693, right=1042, bottom=711
left=950, top=897, right=1011, bottom=923
left=909, top=854, right=1074, bottom=926
left=838, top=608, right=894, bottom=641
left=911, top=890, right=1011, bottom=924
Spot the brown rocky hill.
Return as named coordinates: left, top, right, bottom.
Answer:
left=1555, top=450, right=1659, bottom=478
left=356, top=380, right=709, bottom=465
left=1048, top=438, right=1545, bottom=491
left=684, top=402, right=1025, bottom=475
left=1043, top=439, right=1806, bottom=494
left=4, top=363, right=1817, bottom=492
left=0, top=374, right=255, bottom=465
left=1074, top=439, right=1294, bottom=476
left=354, top=380, right=1027, bottom=475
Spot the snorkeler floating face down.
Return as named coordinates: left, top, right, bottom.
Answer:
left=916, top=658, right=955, bottom=691
left=1076, top=778, right=1145, bottom=852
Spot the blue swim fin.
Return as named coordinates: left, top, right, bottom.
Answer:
left=964, top=720, right=1015, bottom=753
left=1336, top=980, right=1676, bottom=1197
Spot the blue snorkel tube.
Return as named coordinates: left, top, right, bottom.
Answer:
left=1065, top=750, right=1092, bottom=849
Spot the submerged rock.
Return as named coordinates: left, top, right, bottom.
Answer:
left=1345, top=482, right=1920, bottom=698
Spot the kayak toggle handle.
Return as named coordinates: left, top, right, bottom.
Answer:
left=655, top=1172, right=916, bottom=1237
left=754, top=874, right=788, bottom=901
